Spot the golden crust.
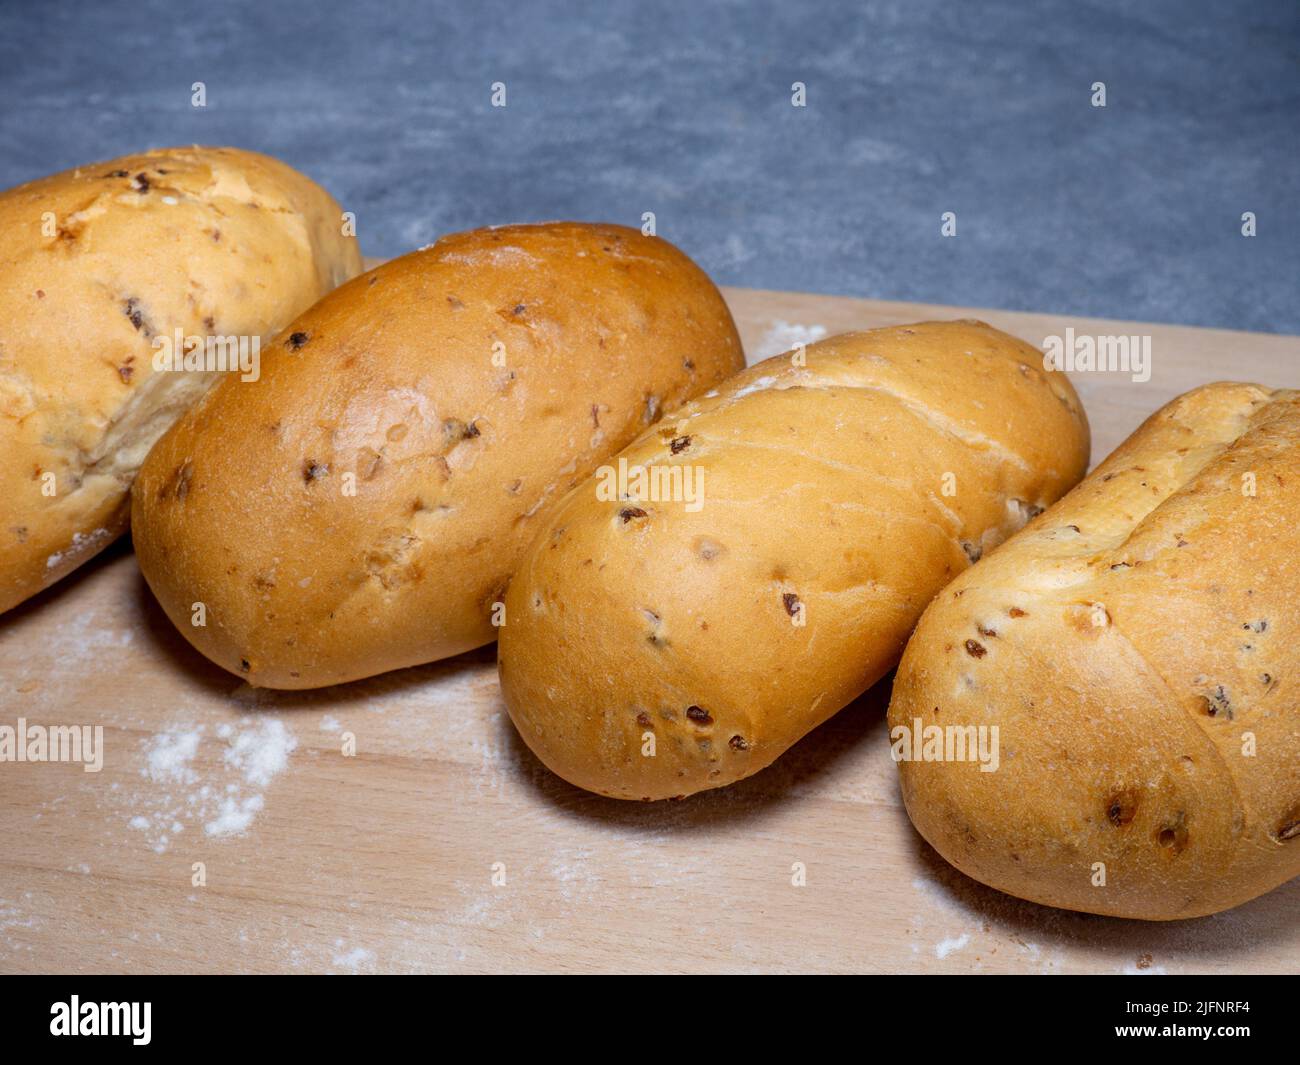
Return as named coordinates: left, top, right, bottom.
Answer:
left=499, top=321, right=1090, bottom=800
left=0, top=146, right=362, bottom=613
left=889, top=382, right=1300, bottom=919
left=131, top=222, right=744, bottom=688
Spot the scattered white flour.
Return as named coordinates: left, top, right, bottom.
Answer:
left=320, top=715, right=341, bottom=733
left=223, top=718, right=295, bottom=788
left=145, top=728, right=202, bottom=784
left=44, top=608, right=135, bottom=667
left=550, top=849, right=602, bottom=902
left=205, top=794, right=265, bottom=837
left=0, top=901, right=42, bottom=934
left=935, top=933, right=970, bottom=959
left=730, top=374, right=781, bottom=400
left=752, top=320, right=827, bottom=361
left=44, top=527, right=112, bottom=571
left=331, top=941, right=375, bottom=971
left=912, top=875, right=969, bottom=917
left=125, top=717, right=298, bottom=850
left=438, top=245, right=540, bottom=269
left=912, top=876, right=985, bottom=965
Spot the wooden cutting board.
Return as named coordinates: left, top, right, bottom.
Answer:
left=2, top=285, right=1297, bottom=975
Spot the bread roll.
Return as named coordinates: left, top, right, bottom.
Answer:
left=889, top=382, right=1300, bottom=919
left=132, top=222, right=744, bottom=688
left=498, top=321, right=1090, bottom=799
left=0, top=146, right=361, bottom=614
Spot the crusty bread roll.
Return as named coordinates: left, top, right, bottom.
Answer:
left=889, top=382, right=1300, bottom=919
left=0, top=146, right=361, bottom=614
left=498, top=321, right=1090, bottom=799
left=132, top=222, right=744, bottom=688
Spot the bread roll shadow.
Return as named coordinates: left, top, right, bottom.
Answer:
left=0, top=536, right=135, bottom=636
left=903, top=819, right=1300, bottom=952
left=499, top=676, right=893, bottom=831
left=131, top=565, right=497, bottom=707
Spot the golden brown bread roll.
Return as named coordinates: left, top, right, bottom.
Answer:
left=0, top=146, right=361, bottom=613
left=132, top=222, right=743, bottom=688
left=498, top=321, right=1090, bottom=799
left=889, top=382, right=1300, bottom=919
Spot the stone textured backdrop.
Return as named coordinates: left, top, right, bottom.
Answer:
left=1, top=0, right=1295, bottom=332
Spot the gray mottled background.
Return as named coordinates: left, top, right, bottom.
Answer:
left=1, top=0, right=1296, bottom=333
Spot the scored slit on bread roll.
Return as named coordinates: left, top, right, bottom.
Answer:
left=0, top=146, right=361, bottom=614
left=131, top=222, right=744, bottom=688
left=889, top=382, right=1300, bottom=919
left=498, top=320, right=1090, bottom=800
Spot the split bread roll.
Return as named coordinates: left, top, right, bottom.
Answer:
left=132, top=223, right=744, bottom=688
left=499, top=321, right=1091, bottom=799
left=0, top=146, right=361, bottom=614
left=889, top=382, right=1300, bottom=919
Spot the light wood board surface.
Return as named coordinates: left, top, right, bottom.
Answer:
left=2, top=285, right=1297, bottom=974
